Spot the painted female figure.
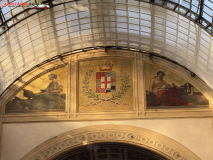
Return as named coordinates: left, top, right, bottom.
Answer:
left=21, top=74, right=65, bottom=110
left=149, top=71, right=190, bottom=106
left=43, top=74, right=63, bottom=94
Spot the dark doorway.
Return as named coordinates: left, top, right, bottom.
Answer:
left=53, top=142, right=169, bottom=160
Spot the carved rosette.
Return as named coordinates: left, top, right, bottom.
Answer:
left=22, top=125, right=200, bottom=160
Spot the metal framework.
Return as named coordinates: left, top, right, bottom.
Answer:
left=0, top=46, right=201, bottom=97
left=54, top=142, right=169, bottom=160
left=0, top=0, right=213, bottom=95
left=0, top=0, right=79, bottom=35
left=140, top=0, right=213, bottom=35
left=0, top=0, right=213, bottom=36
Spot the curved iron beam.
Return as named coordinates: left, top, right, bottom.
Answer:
left=0, top=45, right=205, bottom=97
left=0, top=0, right=213, bottom=36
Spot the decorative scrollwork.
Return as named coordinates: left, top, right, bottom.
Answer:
left=33, top=156, right=42, bottom=160
left=173, top=152, right=183, bottom=159
left=21, top=125, right=199, bottom=160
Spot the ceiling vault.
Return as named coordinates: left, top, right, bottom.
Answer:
left=0, top=0, right=213, bottom=95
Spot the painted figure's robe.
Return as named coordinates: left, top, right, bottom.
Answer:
left=153, top=89, right=188, bottom=106
left=20, top=80, right=66, bottom=110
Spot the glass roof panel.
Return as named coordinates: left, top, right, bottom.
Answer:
left=0, top=0, right=213, bottom=95
left=0, top=0, right=213, bottom=35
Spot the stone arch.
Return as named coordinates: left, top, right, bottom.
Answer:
left=21, top=125, right=200, bottom=160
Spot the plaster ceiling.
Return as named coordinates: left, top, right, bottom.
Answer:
left=0, top=0, right=213, bottom=95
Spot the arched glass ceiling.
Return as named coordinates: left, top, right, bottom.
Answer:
left=1, top=0, right=213, bottom=35
left=0, top=0, right=213, bottom=95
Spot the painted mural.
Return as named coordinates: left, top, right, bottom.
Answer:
left=145, top=63, right=209, bottom=109
left=5, top=66, right=67, bottom=113
left=78, top=58, right=134, bottom=112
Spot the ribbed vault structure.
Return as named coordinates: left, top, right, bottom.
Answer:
left=0, top=0, right=213, bottom=95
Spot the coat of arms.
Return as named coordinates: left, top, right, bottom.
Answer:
left=82, top=63, right=131, bottom=107
left=96, top=64, right=115, bottom=93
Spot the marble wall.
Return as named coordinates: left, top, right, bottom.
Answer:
left=1, top=118, right=213, bottom=160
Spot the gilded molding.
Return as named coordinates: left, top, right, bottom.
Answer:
left=0, top=49, right=212, bottom=122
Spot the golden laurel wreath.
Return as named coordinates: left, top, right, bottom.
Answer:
left=82, top=70, right=131, bottom=106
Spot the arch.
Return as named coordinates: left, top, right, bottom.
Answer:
left=1, top=48, right=212, bottom=103
left=54, top=142, right=170, bottom=159
left=1, top=48, right=212, bottom=121
left=21, top=125, right=200, bottom=160
left=1, top=1, right=213, bottom=95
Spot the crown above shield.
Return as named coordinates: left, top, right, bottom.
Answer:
left=98, top=63, right=113, bottom=71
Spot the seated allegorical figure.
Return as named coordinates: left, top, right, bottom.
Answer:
left=20, top=74, right=66, bottom=110
left=148, top=71, right=193, bottom=106
left=40, top=74, right=63, bottom=94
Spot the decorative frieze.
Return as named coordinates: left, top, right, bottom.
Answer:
left=21, top=125, right=200, bottom=160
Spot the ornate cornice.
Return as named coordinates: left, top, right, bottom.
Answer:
left=21, top=125, right=200, bottom=160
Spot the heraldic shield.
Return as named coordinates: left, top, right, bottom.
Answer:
left=96, top=72, right=116, bottom=93
left=79, top=59, right=133, bottom=111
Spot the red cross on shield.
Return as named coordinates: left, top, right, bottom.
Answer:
left=96, top=72, right=116, bottom=93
